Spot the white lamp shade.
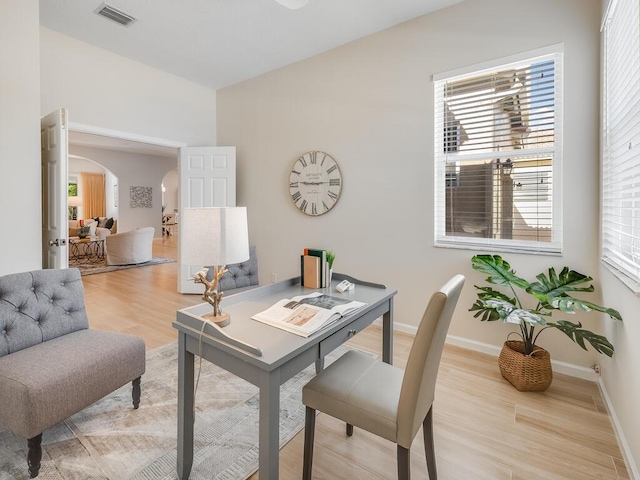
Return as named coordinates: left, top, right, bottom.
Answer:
left=68, top=196, right=83, bottom=207
left=181, top=207, right=250, bottom=266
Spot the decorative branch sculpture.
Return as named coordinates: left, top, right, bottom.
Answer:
left=193, top=265, right=228, bottom=322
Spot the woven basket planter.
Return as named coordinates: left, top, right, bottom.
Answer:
left=498, top=340, right=553, bottom=392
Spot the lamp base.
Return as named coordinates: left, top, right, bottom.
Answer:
left=202, top=311, right=230, bottom=327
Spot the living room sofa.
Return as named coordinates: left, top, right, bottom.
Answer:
left=0, top=268, right=145, bottom=477
left=68, top=217, right=117, bottom=239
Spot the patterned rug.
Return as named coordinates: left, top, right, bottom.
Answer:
left=0, top=342, right=352, bottom=479
left=69, top=256, right=175, bottom=276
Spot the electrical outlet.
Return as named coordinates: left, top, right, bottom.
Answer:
left=592, top=363, right=601, bottom=375
left=271, top=273, right=277, bottom=283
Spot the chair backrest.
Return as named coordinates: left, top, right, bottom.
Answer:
left=0, top=268, right=88, bottom=357
left=396, top=274, right=465, bottom=448
left=206, top=245, right=259, bottom=291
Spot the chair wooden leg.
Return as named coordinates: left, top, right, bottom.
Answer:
left=423, top=406, right=437, bottom=480
left=397, top=445, right=411, bottom=480
left=346, top=423, right=353, bottom=436
left=132, top=376, right=141, bottom=409
left=303, top=406, right=316, bottom=480
left=27, top=433, right=43, bottom=478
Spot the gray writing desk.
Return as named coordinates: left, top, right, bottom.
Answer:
left=173, top=276, right=396, bottom=480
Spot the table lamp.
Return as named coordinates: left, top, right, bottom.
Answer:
left=181, top=207, right=250, bottom=327
left=68, top=196, right=83, bottom=220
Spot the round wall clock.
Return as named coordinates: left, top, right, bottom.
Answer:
left=289, top=151, right=342, bottom=216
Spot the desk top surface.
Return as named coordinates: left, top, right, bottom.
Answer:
left=173, top=277, right=396, bottom=370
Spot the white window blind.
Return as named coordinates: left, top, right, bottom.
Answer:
left=434, top=49, right=563, bottom=254
left=602, top=0, right=640, bottom=287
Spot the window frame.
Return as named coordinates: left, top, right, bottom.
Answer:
left=433, top=45, right=564, bottom=255
left=600, top=0, right=640, bottom=293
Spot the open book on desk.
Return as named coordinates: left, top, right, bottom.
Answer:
left=251, top=292, right=366, bottom=337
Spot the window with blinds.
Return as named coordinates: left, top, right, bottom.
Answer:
left=602, top=0, right=640, bottom=289
left=434, top=49, right=563, bottom=253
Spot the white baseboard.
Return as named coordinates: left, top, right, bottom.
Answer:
left=596, top=377, right=640, bottom=480
left=372, top=320, right=598, bottom=381
left=445, top=335, right=597, bottom=381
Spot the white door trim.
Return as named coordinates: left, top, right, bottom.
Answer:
left=68, top=122, right=187, bottom=149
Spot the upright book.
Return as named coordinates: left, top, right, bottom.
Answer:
left=304, top=248, right=327, bottom=287
left=251, top=292, right=366, bottom=337
left=302, top=255, right=321, bottom=288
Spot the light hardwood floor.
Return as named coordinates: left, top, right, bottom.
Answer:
left=81, top=235, right=630, bottom=480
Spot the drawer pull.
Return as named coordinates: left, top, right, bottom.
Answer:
left=348, top=329, right=357, bottom=336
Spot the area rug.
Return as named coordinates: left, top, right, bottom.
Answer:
left=69, top=256, right=175, bottom=276
left=0, top=342, right=353, bottom=480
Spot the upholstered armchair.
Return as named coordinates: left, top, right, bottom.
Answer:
left=0, top=268, right=145, bottom=477
left=105, top=227, right=155, bottom=266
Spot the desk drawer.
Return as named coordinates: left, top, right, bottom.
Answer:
left=319, top=312, right=373, bottom=358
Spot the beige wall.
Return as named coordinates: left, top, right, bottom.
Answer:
left=0, top=0, right=42, bottom=275
left=218, top=0, right=602, bottom=364
left=40, top=28, right=217, bottom=146
left=218, top=0, right=639, bottom=468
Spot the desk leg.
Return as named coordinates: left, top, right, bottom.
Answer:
left=259, top=369, right=281, bottom=480
left=383, top=297, right=394, bottom=365
left=177, top=332, right=195, bottom=480
left=315, top=357, right=324, bottom=374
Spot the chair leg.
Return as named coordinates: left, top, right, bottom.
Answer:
left=27, top=433, right=43, bottom=478
left=303, top=406, right=316, bottom=480
left=346, top=423, right=353, bottom=436
left=132, top=376, right=141, bottom=409
left=423, top=406, right=437, bottom=480
left=397, top=445, right=411, bottom=480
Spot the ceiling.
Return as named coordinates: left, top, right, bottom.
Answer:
left=40, top=0, right=462, bottom=91
left=44, top=0, right=461, bottom=156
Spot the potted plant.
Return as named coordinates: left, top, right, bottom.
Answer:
left=470, top=255, right=622, bottom=391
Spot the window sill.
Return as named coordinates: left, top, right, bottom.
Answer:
left=601, top=259, right=640, bottom=296
left=434, top=240, right=562, bottom=256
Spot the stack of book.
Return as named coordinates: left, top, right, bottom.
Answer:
left=301, top=248, right=330, bottom=289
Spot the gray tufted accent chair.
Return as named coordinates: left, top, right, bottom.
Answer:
left=206, top=245, right=259, bottom=292
left=0, top=268, right=145, bottom=478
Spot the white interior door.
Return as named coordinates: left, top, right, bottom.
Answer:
left=178, top=146, right=236, bottom=293
left=41, top=108, right=69, bottom=269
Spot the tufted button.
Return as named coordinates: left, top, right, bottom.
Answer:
left=36, top=321, right=40, bottom=325
left=31, top=287, right=35, bottom=292
left=14, top=307, right=19, bottom=312
left=1, top=330, right=6, bottom=335
left=50, top=299, right=54, bottom=304
left=60, top=282, right=65, bottom=286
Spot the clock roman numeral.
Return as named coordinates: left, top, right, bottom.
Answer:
left=328, top=191, right=338, bottom=201
left=300, top=199, right=308, bottom=212
left=321, top=154, right=328, bottom=166
left=329, top=178, right=341, bottom=186
left=292, top=191, right=301, bottom=202
left=290, top=182, right=298, bottom=188
left=310, top=152, right=317, bottom=164
left=299, top=157, right=307, bottom=168
left=311, top=203, right=317, bottom=215
left=327, top=165, right=337, bottom=174
left=291, top=169, right=301, bottom=176
left=322, top=201, right=329, bottom=211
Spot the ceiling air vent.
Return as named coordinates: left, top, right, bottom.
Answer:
left=94, top=3, right=137, bottom=27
